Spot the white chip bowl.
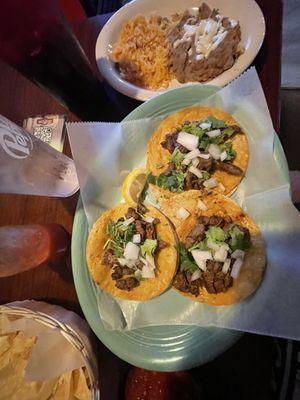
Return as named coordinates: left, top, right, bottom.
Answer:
left=95, top=0, right=265, bottom=101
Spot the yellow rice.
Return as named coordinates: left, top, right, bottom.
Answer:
left=112, top=14, right=172, bottom=89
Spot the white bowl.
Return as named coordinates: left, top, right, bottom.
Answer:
left=95, top=0, right=265, bottom=101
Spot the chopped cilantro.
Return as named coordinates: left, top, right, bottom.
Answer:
left=221, top=127, right=235, bottom=138
left=205, top=226, right=228, bottom=243
left=220, top=141, right=237, bottom=161
left=177, top=242, right=199, bottom=273
left=199, top=137, right=210, bottom=150
left=105, top=219, right=134, bottom=257
left=188, top=239, right=210, bottom=252
left=228, top=226, right=250, bottom=251
left=171, top=148, right=185, bottom=166
left=141, top=239, right=157, bottom=257
left=182, top=123, right=205, bottom=138
left=148, top=171, right=186, bottom=192
left=206, top=116, right=226, bottom=129
left=201, top=171, right=210, bottom=180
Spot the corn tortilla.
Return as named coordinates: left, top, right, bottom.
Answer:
left=146, top=106, right=249, bottom=201
left=170, top=192, right=266, bottom=305
left=86, top=204, right=178, bottom=301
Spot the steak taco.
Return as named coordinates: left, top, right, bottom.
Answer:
left=170, top=192, right=265, bottom=305
left=147, top=106, right=248, bottom=201
left=86, top=203, right=177, bottom=301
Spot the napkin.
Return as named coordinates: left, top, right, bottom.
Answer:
left=67, top=68, right=300, bottom=339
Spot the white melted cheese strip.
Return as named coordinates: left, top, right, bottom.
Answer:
left=174, top=13, right=238, bottom=59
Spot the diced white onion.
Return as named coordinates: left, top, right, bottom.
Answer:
left=208, top=143, right=221, bottom=160
left=182, top=157, right=191, bottom=166
left=230, top=258, right=243, bottom=279
left=117, top=258, right=136, bottom=267
left=188, top=165, right=203, bottom=179
left=219, top=183, right=225, bottom=192
left=146, top=254, right=156, bottom=270
left=124, top=242, right=140, bottom=260
left=231, top=249, right=245, bottom=259
left=192, top=250, right=209, bottom=271
left=185, top=148, right=201, bottom=160
left=191, top=250, right=212, bottom=271
left=192, top=252, right=214, bottom=265
left=123, top=217, right=135, bottom=226
left=117, top=258, right=128, bottom=266
left=176, top=207, right=190, bottom=220
left=220, top=151, right=227, bottom=161
left=192, top=158, right=199, bottom=167
left=198, top=153, right=210, bottom=159
left=197, top=199, right=207, bottom=210
left=199, top=122, right=211, bottom=129
left=127, top=260, right=137, bottom=268
left=222, top=258, right=231, bottom=274
left=207, top=239, right=220, bottom=251
left=134, top=270, right=142, bottom=280
left=132, top=234, right=141, bottom=244
left=141, top=264, right=155, bottom=279
left=191, top=270, right=202, bottom=281
left=206, top=129, right=221, bottom=138
left=214, top=245, right=228, bottom=262
left=204, top=177, right=219, bottom=189
left=177, top=132, right=199, bottom=150
left=144, top=216, right=155, bottom=223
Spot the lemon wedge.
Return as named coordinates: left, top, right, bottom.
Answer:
left=121, top=167, right=148, bottom=207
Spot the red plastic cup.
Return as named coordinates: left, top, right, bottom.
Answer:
left=0, top=224, right=70, bottom=277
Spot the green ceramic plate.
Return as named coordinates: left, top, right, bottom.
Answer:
left=71, top=85, right=289, bottom=371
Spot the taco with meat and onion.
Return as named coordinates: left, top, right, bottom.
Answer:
left=86, top=203, right=177, bottom=301
left=169, top=192, right=265, bottom=305
left=147, top=106, right=248, bottom=201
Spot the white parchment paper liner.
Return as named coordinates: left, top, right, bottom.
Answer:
left=0, top=300, right=95, bottom=381
left=67, top=68, right=300, bottom=338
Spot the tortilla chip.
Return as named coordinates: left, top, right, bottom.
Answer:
left=86, top=204, right=178, bottom=301
left=146, top=106, right=249, bottom=199
left=169, top=192, right=266, bottom=305
left=72, top=368, right=91, bottom=400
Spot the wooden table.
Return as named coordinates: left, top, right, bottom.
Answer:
left=0, top=2, right=282, bottom=398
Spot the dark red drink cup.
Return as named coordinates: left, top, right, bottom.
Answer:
left=0, top=224, right=70, bottom=277
left=0, top=0, right=113, bottom=121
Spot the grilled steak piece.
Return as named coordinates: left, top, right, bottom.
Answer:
left=102, top=249, right=118, bottom=267
left=197, top=156, right=213, bottom=171
left=137, top=202, right=148, bottom=214
left=111, top=266, right=123, bottom=280
left=145, top=223, right=156, bottom=239
left=161, top=132, right=188, bottom=154
left=185, top=223, right=206, bottom=248
left=122, top=267, right=135, bottom=275
left=125, top=207, right=140, bottom=220
left=215, top=161, right=243, bottom=176
left=135, top=220, right=146, bottom=242
left=184, top=171, right=204, bottom=190
left=116, top=277, right=139, bottom=291
left=136, top=261, right=144, bottom=270
left=163, top=162, right=176, bottom=176
left=208, top=215, right=226, bottom=227
left=173, top=272, right=190, bottom=292
left=198, top=216, right=210, bottom=226
left=161, top=132, right=178, bottom=153
left=202, top=260, right=233, bottom=294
